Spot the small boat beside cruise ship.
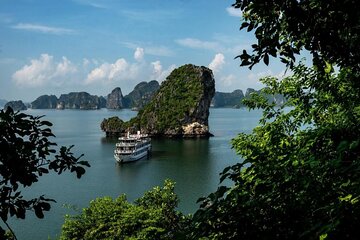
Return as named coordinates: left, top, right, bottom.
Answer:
left=114, top=131, right=151, bottom=163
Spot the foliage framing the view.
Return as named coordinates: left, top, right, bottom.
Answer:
left=191, top=0, right=360, bottom=239
left=60, top=179, right=188, bottom=240
left=0, top=107, right=90, bottom=238
left=192, top=65, right=360, bottom=239
left=233, top=0, right=359, bottom=70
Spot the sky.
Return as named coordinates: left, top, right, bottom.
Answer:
left=0, top=0, right=287, bottom=102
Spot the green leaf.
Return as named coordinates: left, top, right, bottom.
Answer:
left=324, top=61, right=333, bottom=74
left=264, top=53, right=269, bottom=65
left=75, top=167, right=86, bottom=178
left=320, top=233, right=328, bottom=240
left=240, top=22, right=249, bottom=30
left=34, top=206, right=44, bottom=219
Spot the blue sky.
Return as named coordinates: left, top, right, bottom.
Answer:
left=0, top=0, right=286, bottom=102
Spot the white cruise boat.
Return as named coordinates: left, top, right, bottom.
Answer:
left=114, top=131, right=151, bottom=163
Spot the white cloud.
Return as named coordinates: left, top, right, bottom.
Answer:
left=151, top=60, right=162, bottom=78
left=12, top=54, right=53, bottom=87
left=150, top=61, right=176, bottom=82
left=175, top=38, right=220, bottom=51
left=86, top=65, right=108, bottom=84
left=12, top=54, right=78, bottom=87
left=134, top=47, right=144, bottom=62
left=11, top=53, right=178, bottom=93
left=54, top=57, right=77, bottom=77
left=208, top=53, right=225, bottom=72
left=109, top=59, right=129, bottom=79
left=12, top=23, right=75, bottom=35
left=85, top=58, right=139, bottom=85
left=220, top=74, right=236, bottom=87
left=86, top=63, right=109, bottom=84
left=226, top=7, right=242, bottom=17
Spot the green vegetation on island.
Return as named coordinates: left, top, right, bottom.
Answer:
left=101, top=64, right=215, bottom=137
left=100, top=116, right=126, bottom=137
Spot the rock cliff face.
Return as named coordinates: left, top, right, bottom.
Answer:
left=212, top=90, right=245, bottom=108
left=58, top=92, right=104, bottom=110
left=106, top=87, right=124, bottom=109
left=101, top=64, right=215, bottom=138
left=99, top=96, right=107, bottom=108
left=4, top=100, right=27, bottom=111
left=123, top=80, right=160, bottom=109
left=31, top=95, right=58, bottom=109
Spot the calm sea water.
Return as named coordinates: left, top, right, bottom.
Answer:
left=7, top=108, right=262, bottom=239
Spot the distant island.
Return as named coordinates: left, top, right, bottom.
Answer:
left=30, top=92, right=106, bottom=110
left=106, top=80, right=160, bottom=110
left=29, top=81, right=160, bottom=110
left=212, top=88, right=286, bottom=108
left=2, top=75, right=285, bottom=112
left=101, top=64, right=215, bottom=138
left=3, top=100, right=27, bottom=111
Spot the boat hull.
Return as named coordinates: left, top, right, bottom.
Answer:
left=114, top=146, right=151, bottom=163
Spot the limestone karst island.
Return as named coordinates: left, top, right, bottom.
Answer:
left=101, top=64, right=215, bottom=138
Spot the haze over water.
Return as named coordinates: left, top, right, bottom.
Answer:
left=8, top=108, right=262, bottom=239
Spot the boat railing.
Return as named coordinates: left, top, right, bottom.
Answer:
left=115, top=149, right=133, bottom=154
left=116, top=142, right=136, bottom=147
